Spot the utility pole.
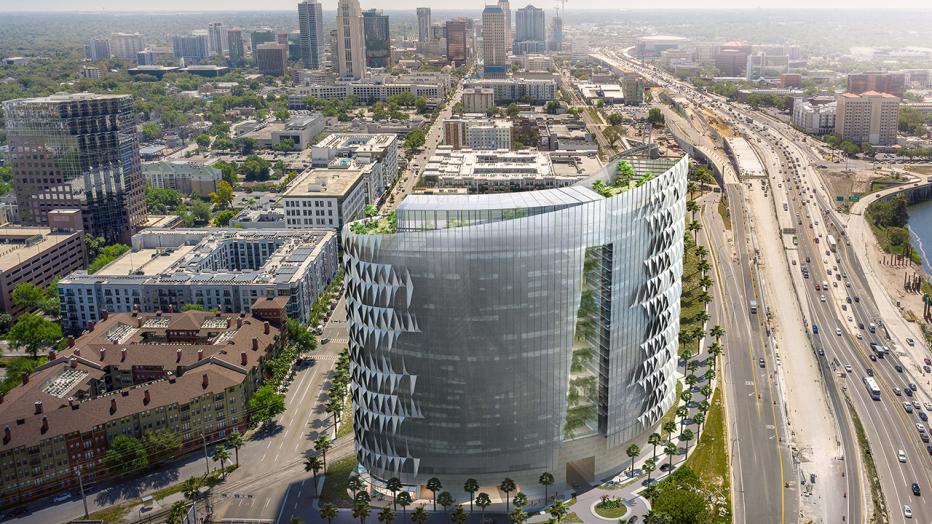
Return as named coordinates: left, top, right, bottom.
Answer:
left=75, top=466, right=89, bottom=518
left=201, top=433, right=210, bottom=476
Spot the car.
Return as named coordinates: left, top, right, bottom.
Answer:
left=904, top=505, right=912, bottom=519
left=907, top=338, right=915, bottom=346
left=919, top=412, right=928, bottom=422
left=846, top=296, right=852, bottom=304
left=898, top=449, right=908, bottom=462
left=820, top=294, right=826, bottom=303
left=927, top=444, right=932, bottom=455
left=870, top=354, right=877, bottom=361
left=836, top=328, right=842, bottom=336
left=912, top=483, right=921, bottom=496
left=759, top=358, right=765, bottom=368
left=925, top=357, right=931, bottom=366
left=52, top=493, right=71, bottom=503
left=856, top=332, right=863, bottom=340
left=924, top=365, right=931, bottom=374
left=894, top=387, right=902, bottom=396
left=905, top=388, right=914, bottom=397
left=867, top=368, right=874, bottom=376
left=917, top=423, right=927, bottom=434
left=818, top=348, right=825, bottom=356
left=925, top=402, right=932, bottom=411
left=854, top=296, right=860, bottom=303
left=858, top=321, right=864, bottom=329
left=905, top=402, right=914, bottom=413
left=914, top=401, right=923, bottom=410
left=844, top=364, right=852, bottom=373
left=910, top=383, right=918, bottom=391
left=895, top=364, right=904, bottom=373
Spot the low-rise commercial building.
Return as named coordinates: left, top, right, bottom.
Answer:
left=422, top=147, right=575, bottom=192
left=464, top=77, right=557, bottom=104
left=231, top=208, right=287, bottom=229
left=0, top=310, right=282, bottom=507
left=442, top=118, right=513, bottom=150
left=242, top=114, right=326, bottom=150
left=58, top=229, right=338, bottom=331
left=289, top=74, right=450, bottom=105
left=0, top=226, right=86, bottom=316
left=283, top=160, right=381, bottom=232
left=311, top=133, right=399, bottom=189
left=142, top=162, right=222, bottom=198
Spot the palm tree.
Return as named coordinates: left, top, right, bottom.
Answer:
left=348, top=475, right=365, bottom=501
left=679, top=348, right=693, bottom=371
left=696, top=310, right=710, bottom=325
left=386, top=477, right=403, bottom=511
left=693, top=412, right=706, bottom=435
left=227, top=432, right=245, bottom=467
left=499, top=478, right=516, bottom=513
left=463, top=479, right=479, bottom=512
left=549, top=500, right=568, bottom=523
left=450, top=505, right=468, bottom=524
left=676, top=405, right=689, bottom=433
left=182, top=476, right=200, bottom=504
left=325, top=397, right=341, bottom=429
left=411, top=505, right=429, bottom=524
left=710, top=324, right=725, bottom=342
left=426, top=477, right=442, bottom=511
left=475, top=492, right=492, bottom=523
left=688, top=220, right=702, bottom=242
left=698, top=399, right=711, bottom=414
left=685, top=374, right=698, bottom=389
left=699, top=291, right=713, bottom=305
left=319, top=502, right=338, bottom=524
left=695, top=245, right=708, bottom=260
left=304, top=456, right=323, bottom=497
left=648, top=432, right=663, bottom=461
left=539, top=471, right=555, bottom=503
left=662, top=421, right=677, bottom=443
left=396, top=492, right=413, bottom=521
left=353, top=500, right=371, bottom=524
left=626, top=444, right=640, bottom=474
left=687, top=359, right=700, bottom=374
left=686, top=199, right=699, bottom=221
left=166, top=501, right=188, bottom=524
left=664, top=442, right=678, bottom=472
left=681, top=429, right=695, bottom=458
left=687, top=181, right=698, bottom=199
left=680, top=390, right=693, bottom=406
left=697, top=259, right=711, bottom=275
left=437, top=492, right=455, bottom=513
left=643, top=458, right=657, bottom=483
left=513, top=492, right=528, bottom=511
left=698, top=275, right=712, bottom=289
left=708, top=344, right=723, bottom=369
left=378, top=507, right=395, bottom=524
left=314, top=436, right=332, bottom=472
left=509, top=508, right=528, bottom=524
left=212, top=445, right=231, bottom=477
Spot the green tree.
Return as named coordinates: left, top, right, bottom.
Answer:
left=210, top=180, right=234, bottom=208
left=463, top=478, right=479, bottom=512
left=190, top=199, right=213, bottom=225
left=195, top=134, right=212, bottom=148
left=320, top=503, right=338, bottom=524
left=249, top=385, right=286, bottom=426
left=644, top=457, right=657, bottom=483
left=353, top=499, right=371, bottom=524
left=241, top=155, right=271, bottom=181
left=647, top=108, right=664, bottom=126
left=305, top=455, right=323, bottom=497
left=275, top=108, right=290, bottom=121
left=213, top=160, right=239, bottom=186
left=680, top=429, right=695, bottom=458
left=499, top=478, right=516, bottom=513
left=648, top=432, right=663, bottom=461
left=664, top=441, right=678, bottom=472
left=396, top=491, right=413, bottom=520
left=0, top=313, right=12, bottom=334
left=649, top=466, right=710, bottom=523
left=386, top=477, right=403, bottom=511
left=377, top=507, right=395, bottom=524
left=166, top=500, right=188, bottom=524
left=286, top=318, right=317, bottom=353
left=144, top=429, right=182, bottom=462
left=141, top=122, right=163, bottom=141
left=11, top=282, right=47, bottom=311
left=411, top=505, right=429, bottom=524
left=626, top=443, right=641, bottom=474
left=9, top=312, right=62, bottom=359
left=314, top=435, right=332, bottom=471
left=404, top=129, right=426, bottom=150
left=607, top=113, right=625, bottom=126
left=450, top=505, right=468, bottom=524
left=145, top=186, right=185, bottom=214
left=212, top=445, right=231, bottom=477
left=214, top=209, right=237, bottom=226
left=365, top=204, right=379, bottom=218
left=426, top=477, right=442, bottom=511
left=437, top=491, right=455, bottom=513
left=548, top=500, right=568, bottom=523
left=506, top=102, right=520, bottom=118
left=228, top=432, right=245, bottom=466
left=104, top=434, right=148, bottom=474
left=538, top=471, right=555, bottom=503
left=475, top=493, right=492, bottom=522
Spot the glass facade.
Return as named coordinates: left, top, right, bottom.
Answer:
left=343, top=156, right=688, bottom=486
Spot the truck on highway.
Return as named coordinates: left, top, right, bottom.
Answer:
left=750, top=300, right=758, bottom=314
left=869, top=322, right=877, bottom=333
left=827, top=235, right=837, bottom=252
left=821, top=280, right=828, bottom=290
left=864, top=376, right=881, bottom=400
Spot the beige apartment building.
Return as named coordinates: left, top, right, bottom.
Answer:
left=835, top=91, right=900, bottom=146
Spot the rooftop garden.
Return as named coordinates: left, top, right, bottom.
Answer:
left=349, top=210, right=397, bottom=235
left=592, top=160, right=654, bottom=198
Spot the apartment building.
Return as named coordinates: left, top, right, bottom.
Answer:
left=835, top=91, right=900, bottom=146
left=443, top=118, right=513, bottom=150
left=311, top=133, right=399, bottom=190
left=283, top=160, right=381, bottom=233
left=0, top=226, right=86, bottom=317
left=142, top=162, right=222, bottom=198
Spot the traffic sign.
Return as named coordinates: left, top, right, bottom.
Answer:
left=836, top=196, right=844, bottom=202
left=849, top=195, right=860, bottom=202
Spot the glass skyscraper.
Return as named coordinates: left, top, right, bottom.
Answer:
left=3, top=93, right=147, bottom=244
left=343, top=156, right=688, bottom=490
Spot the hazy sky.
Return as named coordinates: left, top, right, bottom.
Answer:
left=3, top=0, right=932, bottom=10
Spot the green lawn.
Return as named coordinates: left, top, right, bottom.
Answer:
left=594, top=504, right=628, bottom=519
left=319, top=454, right=357, bottom=508
left=335, top=397, right=353, bottom=439
left=683, top=381, right=731, bottom=523
left=867, top=221, right=921, bottom=264
left=717, top=200, right=732, bottom=231
left=564, top=512, right=584, bottom=523
left=679, top=241, right=705, bottom=354
left=87, top=501, right=133, bottom=524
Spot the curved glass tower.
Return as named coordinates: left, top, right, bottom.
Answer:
left=343, top=156, right=688, bottom=489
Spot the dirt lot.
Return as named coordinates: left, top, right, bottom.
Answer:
left=816, top=165, right=916, bottom=207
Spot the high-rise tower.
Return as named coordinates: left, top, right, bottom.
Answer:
left=363, top=9, right=391, bottom=69
left=298, top=0, right=325, bottom=69
left=498, top=0, right=512, bottom=52
left=336, top=0, right=366, bottom=80
left=482, top=5, right=507, bottom=78
left=416, top=7, right=431, bottom=44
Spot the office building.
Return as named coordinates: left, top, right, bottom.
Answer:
left=622, top=74, right=644, bottom=105
left=462, top=87, right=495, bottom=113
left=227, top=29, right=246, bottom=65
left=746, top=52, right=789, bottom=81
left=498, top=0, right=512, bottom=51
left=715, top=42, right=751, bottom=77
left=792, top=98, right=836, bottom=136
left=835, top=91, right=900, bottom=146
left=421, top=147, right=563, bottom=191
left=256, top=43, right=288, bottom=76
left=85, top=38, right=111, bottom=61
left=417, top=7, right=431, bottom=44
left=847, top=72, right=907, bottom=97
left=298, top=0, right=325, bottom=70
left=283, top=160, right=382, bottom=231
left=344, top=156, right=688, bottom=488
left=142, top=162, right=222, bottom=198
left=0, top=310, right=282, bottom=506
left=445, top=18, right=473, bottom=66
left=0, top=227, right=86, bottom=317
left=363, top=9, right=391, bottom=69
left=58, top=228, right=338, bottom=330
left=207, top=22, right=227, bottom=57
left=514, top=5, right=546, bottom=55
left=172, top=33, right=210, bottom=63
left=482, top=5, right=507, bottom=78
left=466, top=77, right=557, bottom=103
left=312, top=133, right=400, bottom=190
left=290, top=75, right=450, bottom=105
left=250, top=29, right=277, bottom=55
left=442, top=118, right=513, bottom=150
left=110, top=32, right=146, bottom=60
left=3, top=94, right=147, bottom=244
left=241, top=114, right=326, bottom=149
left=549, top=16, right=563, bottom=51
left=336, top=0, right=367, bottom=80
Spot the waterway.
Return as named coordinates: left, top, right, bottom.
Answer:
left=909, top=199, right=932, bottom=275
